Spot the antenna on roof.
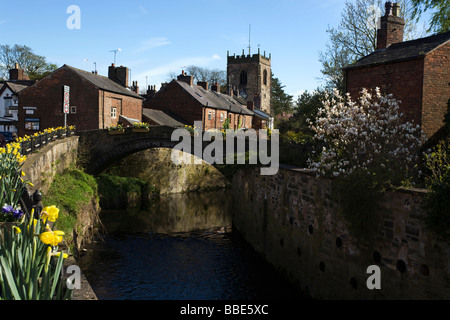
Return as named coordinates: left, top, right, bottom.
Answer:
left=248, top=24, right=251, bottom=55
left=110, top=48, right=122, bottom=64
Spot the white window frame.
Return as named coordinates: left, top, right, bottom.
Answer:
left=111, top=107, right=117, bottom=119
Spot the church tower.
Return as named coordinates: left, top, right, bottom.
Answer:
left=227, top=49, right=272, bottom=115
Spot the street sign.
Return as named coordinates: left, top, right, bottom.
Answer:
left=63, top=85, right=70, bottom=114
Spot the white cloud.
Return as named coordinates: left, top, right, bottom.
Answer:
left=134, top=37, right=172, bottom=53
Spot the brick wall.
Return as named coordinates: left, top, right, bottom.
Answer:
left=144, top=81, right=202, bottom=126
left=18, top=68, right=142, bottom=136
left=18, top=68, right=100, bottom=136
left=422, top=43, right=450, bottom=139
left=345, top=58, right=425, bottom=131
left=145, top=81, right=254, bottom=131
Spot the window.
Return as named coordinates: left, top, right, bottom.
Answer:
left=263, top=69, right=268, bottom=85
left=240, top=70, right=247, bottom=86
left=111, top=107, right=117, bottom=119
left=220, top=113, right=224, bottom=122
left=4, top=97, right=12, bottom=116
left=208, top=111, right=212, bottom=120
left=25, top=118, right=40, bottom=131
left=71, top=106, right=77, bottom=114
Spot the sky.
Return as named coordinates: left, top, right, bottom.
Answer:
left=0, top=0, right=429, bottom=99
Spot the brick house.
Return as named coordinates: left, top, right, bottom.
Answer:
left=144, top=71, right=255, bottom=131
left=344, top=2, right=450, bottom=140
left=17, top=64, right=143, bottom=135
left=0, top=64, right=36, bottom=133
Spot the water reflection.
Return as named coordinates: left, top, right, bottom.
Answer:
left=78, top=190, right=306, bottom=300
left=100, top=191, right=232, bottom=234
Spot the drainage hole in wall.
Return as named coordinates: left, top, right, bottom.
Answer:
left=336, top=237, right=342, bottom=248
left=350, top=277, right=358, bottom=289
left=397, top=260, right=407, bottom=273
left=308, top=225, right=314, bottom=235
left=373, top=251, right=382, bottom=264
left=319, top=261, right=325, bottom=272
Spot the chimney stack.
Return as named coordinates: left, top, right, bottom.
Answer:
left=177, top=70, right=194, bottom=86
left=108, top=63, right=129, bottom=87
left=197, top=81, right=209, bottom=91
left=247, top=101, right=254, bottom=111
left=9, top=63, right=30, bottom=81
left=131, top=81, right=139, bottom=94
left=147, top=85, right=157, bottom=99
left=376, top=2, right=405, bottom=50
left=211, top=83, right=220, bottom=93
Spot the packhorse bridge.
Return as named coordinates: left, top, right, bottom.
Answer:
left=77, top=125, right=275, bottom=175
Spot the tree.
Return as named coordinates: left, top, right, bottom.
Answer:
left=0, top=44, right=57, bottom=81
left=308, top=87, right=421, bottom=182
left=411, top=0, right=450, bottom=33
left=271, top=73, right=294, bottom=120
left=319, top=0, right=422, bottom=91
left=168, top=65, right=227, bottom=93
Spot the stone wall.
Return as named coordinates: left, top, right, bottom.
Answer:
left=21, top=136, right=80, bottom=195
left=231, top=165, right=450, bottom=299
left=104, top=148, right=229, bottom=194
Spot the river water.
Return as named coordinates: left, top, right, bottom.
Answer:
left=77, top=190, right=307, bottom=300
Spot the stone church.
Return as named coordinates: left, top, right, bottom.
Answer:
left=226, top=49, right=272, bottom=116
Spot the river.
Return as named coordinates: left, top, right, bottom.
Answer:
left=77, top=190, right=307, bottom=300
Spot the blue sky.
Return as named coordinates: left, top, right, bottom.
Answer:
left=0, top=0, right=428, bottom=98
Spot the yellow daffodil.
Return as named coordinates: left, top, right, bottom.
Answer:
left=13, top=226, right=21, bottom=234
left=39, top=230, right=65, bottom=246
left=53, top=252, right=69, bottom=259
left=41, top=205, right=59, bottom=222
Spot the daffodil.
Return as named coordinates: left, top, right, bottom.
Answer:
left=41, top=205, right=59, bottom=222
left=39, top=230, right=65, bottom=246
left=53, top=252, right=69, bottom=259
left=13, top=226, right=21, bottom=234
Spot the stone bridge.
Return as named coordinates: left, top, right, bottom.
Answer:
left=77, top=126, right=276, bottom=175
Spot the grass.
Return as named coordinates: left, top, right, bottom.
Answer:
left=42, top=168, right=99, bottom=243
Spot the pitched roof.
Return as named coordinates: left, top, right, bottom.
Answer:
left=0, top=82, right=30, bottom=96
left=142, top=108, right=186, bottom=127
left=175, top=80, right=254, bottom=116
left=345, top=31, right=450, bottom=70
left=62, top=65, right=143, bottom=99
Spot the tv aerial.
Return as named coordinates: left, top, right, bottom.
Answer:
left=110, top=48, right=122, bottom=64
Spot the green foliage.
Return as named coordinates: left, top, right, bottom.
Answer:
left=411, top=0, right=450, bottom=33
left=423, top=136, right=450, bottom=240
left=96, top=174, right=156, bottom=209
left=424, top=167, right=450, bottom=240
left=43, top=168, right=98, bottom=237
left=0, top=44, right=57, bottom=80
left=0, top=216, right=72, bottom=300
left=271, top=73, right=294, bottom=119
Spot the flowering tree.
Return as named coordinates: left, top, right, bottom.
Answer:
left=308, top=88, right=422, bottom=185
left=308, top=88, right=422, bottom=239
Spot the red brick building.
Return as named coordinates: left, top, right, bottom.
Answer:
left=344, top=2, right=450, bottom=140
left=144, top=71, right=255, bottom=131
left=18, top=64, right=143, bottom=135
